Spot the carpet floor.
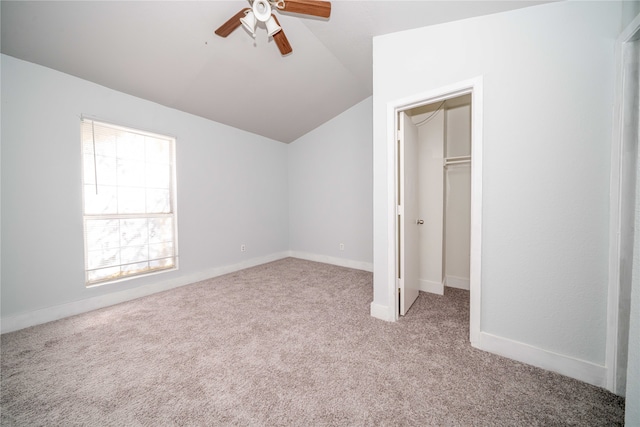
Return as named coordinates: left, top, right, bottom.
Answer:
left=1, top=258, right=625, bottom=426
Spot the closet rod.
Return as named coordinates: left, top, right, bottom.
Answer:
left=444, top=155, right=471, bottom=167
left=445, top=155, right=471, bottom=162
left=444, top=160, right=471, bottom=166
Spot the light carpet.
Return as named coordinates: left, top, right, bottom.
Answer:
left=1, top=258, right=625, bottom=426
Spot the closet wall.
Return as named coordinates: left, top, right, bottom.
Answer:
left=444, top=99, right=472, bottom=290
left=411, top=95, right=471, bottom=294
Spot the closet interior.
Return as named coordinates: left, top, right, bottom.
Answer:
left=406, top=94, right=471, bottom=295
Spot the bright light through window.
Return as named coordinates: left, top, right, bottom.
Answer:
left=81, top=119, right=178, bottom=286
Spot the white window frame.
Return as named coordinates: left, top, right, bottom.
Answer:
left=80, top=118, right=179, bottom=286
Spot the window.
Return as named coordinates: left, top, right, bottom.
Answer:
left=81, top=119, right=178, bottom=286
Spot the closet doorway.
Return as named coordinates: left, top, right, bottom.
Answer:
left=416, top=94, right=471, bottom=295
left=397, top=94, right=473, bottom=314
left=392, top=77, right=482, bottom=345
left=399, top=94, right=472, bottom=315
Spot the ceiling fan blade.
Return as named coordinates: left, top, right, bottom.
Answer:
left=214, top=8, right=250, bottom=37
left=280, top=0, right=331, bottom=18
left=271, top=16, right=292, bottom=55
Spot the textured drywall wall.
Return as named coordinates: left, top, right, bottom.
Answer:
left=1, top=54, right=289, bottom=319
left=372, top=1, right=625, bottom=364
left=288, top=97, right=373, bottom=266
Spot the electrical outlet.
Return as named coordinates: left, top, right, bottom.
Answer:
left=339, top=243, right=344, bottom=251
left=241, top=244, right=246, bottom=252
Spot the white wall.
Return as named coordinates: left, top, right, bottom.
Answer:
left=626, top=140, right=640, bottom=427
left=1, top=54, right=289, bottom=329
left=624, top=24, right=640, bottom=424
left=615, top=31, right=640, bottom=396
left=288, top=98, right=373, bottom=270
left=372, top=1, right=629, bottom=384
left=1, top=54, right=375, bottom=331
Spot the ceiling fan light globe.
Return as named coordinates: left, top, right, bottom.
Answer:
left=253, top=0, right=272, bottom=22
left=265, top=15, right=282, bottom=37
left=240, top=11, right=257, bottom=36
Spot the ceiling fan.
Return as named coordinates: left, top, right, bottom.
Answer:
left=214, top=0, right=331, bottom=56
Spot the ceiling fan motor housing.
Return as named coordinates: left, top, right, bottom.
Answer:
left=253, top=0, right=272, bottom=22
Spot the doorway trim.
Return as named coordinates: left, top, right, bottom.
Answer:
left=387, top=76, right=483, bottom=346
left=605, top=12, right=640, bottom=395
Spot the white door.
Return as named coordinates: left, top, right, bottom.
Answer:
left=399, top=111, right=420, bottom=315
left=417, top=107, right=446, bottom=295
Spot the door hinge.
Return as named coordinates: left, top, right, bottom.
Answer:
left=397, top=205, right=403, bottom=215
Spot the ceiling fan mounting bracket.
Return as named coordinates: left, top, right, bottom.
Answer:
left=249, top=0, right=286, bottom=11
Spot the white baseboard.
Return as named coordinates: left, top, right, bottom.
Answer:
left=288, top=251, right=373, bottom=272
left=445, top=275, right=470, bottom=290
left=1, top=252, right=290, bottom=334
left=477, top=332, right=607, bottom=389
left=419, top=279, right=444, bottom=295
left=370, top=302, right=394, bottom=321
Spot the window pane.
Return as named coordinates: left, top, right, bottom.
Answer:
left=146, top=189, right=170, bottom=213
left=94, top=133, right=117, bottom=158
left=82, top=139, right=94, bottom=156
left=96, top=155, right=118, bottom=186
left=84, top=185, right=118, bottom=214
left=146, top=137, right=171, bottom=164
left=118, top=159, right=145, bottom=187
left=118, top=188, right=146, bottom=213
left=122, top=246, right=148, bottom=265
left=87, top=248, right=120, bottom=270
left=117, top=132, right=145, bottom=160
left=120, top=219, right=148, bottom=247
left=146, top=163, right=170, bottom=189
left=149, top=218, right=174, bottom=243
left=84, top=154, right=118, bottom=187
left=83, top=154, right=96, bottom=184
left=86, top=219, right=120, bottom=250
left=149, top=242, right=174, bottom=259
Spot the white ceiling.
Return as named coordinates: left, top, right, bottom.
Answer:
left=1, top=0, right=549, bottom=143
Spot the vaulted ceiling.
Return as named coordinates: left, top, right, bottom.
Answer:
left=1, top=1, right=549, bottom=143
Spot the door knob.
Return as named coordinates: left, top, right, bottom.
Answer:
left=417, top=219, right=424, bottom=225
